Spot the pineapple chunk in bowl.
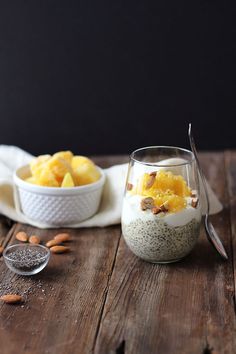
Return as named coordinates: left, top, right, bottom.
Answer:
left=13, top=152, right=105, bottom=226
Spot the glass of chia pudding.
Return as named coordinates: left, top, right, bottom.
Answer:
left=121, top=146, right=202, bottom=264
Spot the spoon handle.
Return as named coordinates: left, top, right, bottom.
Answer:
left=188, top=124, right=210, bottom=215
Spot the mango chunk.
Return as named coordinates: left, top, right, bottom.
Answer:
left=61, top=172, right=75, bottom=188
left=45, top=156, right=75, bottom=184
left=25, top=151, right=100, bottom=187
left=30, top=155, right=51, bottom=180
left=53, top=151, right=74, bottom=164
left=136, top=170, right=190, bottom=198
left=38, top=169, right=60, bottom=187
left=72, top=156, right=100, bottom=185
left=71, top=156, right=94, bottom=169
left=154, top=194, right=186, bottom=213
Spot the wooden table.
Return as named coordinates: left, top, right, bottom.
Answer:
left=0, top=151, right=235, bottom=354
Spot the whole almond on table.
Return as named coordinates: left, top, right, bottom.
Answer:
left=15, top=231, right=28, bottom=242
left=46, top=239, right=62, bottom=248
left=54, top=233, right=71, bottom=242
left=50, top=245, right=70, bottom=254
left=0, top=246, right=4, bottom=256
left=0, top=294, right=23, bottom=304
left=29, top=235, right=40, bottom=244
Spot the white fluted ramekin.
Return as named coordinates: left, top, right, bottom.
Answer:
left=13, top=165, right=105, bottom=226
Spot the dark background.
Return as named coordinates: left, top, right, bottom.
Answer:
left=0, top=1, right=235, bottom=155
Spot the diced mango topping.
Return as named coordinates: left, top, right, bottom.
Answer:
left=132, top=170, right=191, bottom=213
left=25, top=151, right=101, bottom=188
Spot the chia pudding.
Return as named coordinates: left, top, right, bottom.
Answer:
left=122, top=195, right=201, bottom=263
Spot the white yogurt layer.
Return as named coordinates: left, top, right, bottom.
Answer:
left=122, top=195, right=201, bottom=227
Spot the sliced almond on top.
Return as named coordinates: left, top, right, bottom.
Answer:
left=0, top=294, right=23, bottom=304
left=150, top=171, right=157, bottom=177
left=191, top=198, right=199, bottom=208
left=141, top=197, right=154, bottom=211
left=15, top=231, right=28, bottom=242
left=145, top=174, right=156, bottom=189
left=191, top=189, right=198, bottom=198
left=46, top=239, right=62, bottom=248
left=54, top=233, right=71, bottom=242
left=50, top=245, right=70, bottom=254
left=159, top=201, right=169, bottom=213
left=29, top=235, right=40, bottom=244
left=152, top=206, right=161, bottom=215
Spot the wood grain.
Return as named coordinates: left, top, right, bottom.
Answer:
left=225, top=150, right=236, bottom=307
left=0, top=224, right=121, bottom=354
left=0, top=152, right=235, bottom=354
left=0, top=156, right=127, bottom=354
left=94, top=152, right=236, bottom=354
left=0, top=215, right=13, bottom=246
left=92, top=155, right=129, bottom=169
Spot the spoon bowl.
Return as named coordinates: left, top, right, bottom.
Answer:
left=188, top=123, right=228, bottom=260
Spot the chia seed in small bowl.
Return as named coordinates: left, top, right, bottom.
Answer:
left=3, top=244, right=50, bottom=276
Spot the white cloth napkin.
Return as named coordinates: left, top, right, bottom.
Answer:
left=0, top=145, right=222, bottom=229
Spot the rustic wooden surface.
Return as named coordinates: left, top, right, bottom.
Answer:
left=0, top=152, right=235, bottom=354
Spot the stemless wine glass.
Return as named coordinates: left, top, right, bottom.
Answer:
left=121, top=146, right=202, bottom=264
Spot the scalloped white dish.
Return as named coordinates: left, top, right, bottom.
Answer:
left=13, top=165, right=105, bottom=226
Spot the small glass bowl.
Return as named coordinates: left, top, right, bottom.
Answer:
left=3, top=244, right=50, bottom=276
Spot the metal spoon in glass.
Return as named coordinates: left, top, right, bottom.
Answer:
left=188, top=123, right=228, bottom=260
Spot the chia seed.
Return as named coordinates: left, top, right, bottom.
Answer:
left=122, top=218, right=201, bottom=263
left=6, top=248, right=46, bottom=272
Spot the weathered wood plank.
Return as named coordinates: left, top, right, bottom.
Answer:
left=0, top=153, right=235, bottom=354
left=0, top=215, right=14, bottom=246
left=225, top=150, right=236, bottom=306
left=94, top=152, right=236, bottom=354
left=0, top=224, right=121, bottom=354
left=92, top=155, right=129, bottom=169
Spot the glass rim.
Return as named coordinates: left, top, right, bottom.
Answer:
left=130, top=146, right=195, bottom=167
left=3, top=243, right=50, bottom=262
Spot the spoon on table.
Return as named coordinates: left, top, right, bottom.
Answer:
left=188, top=123, right=228, bottom=260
